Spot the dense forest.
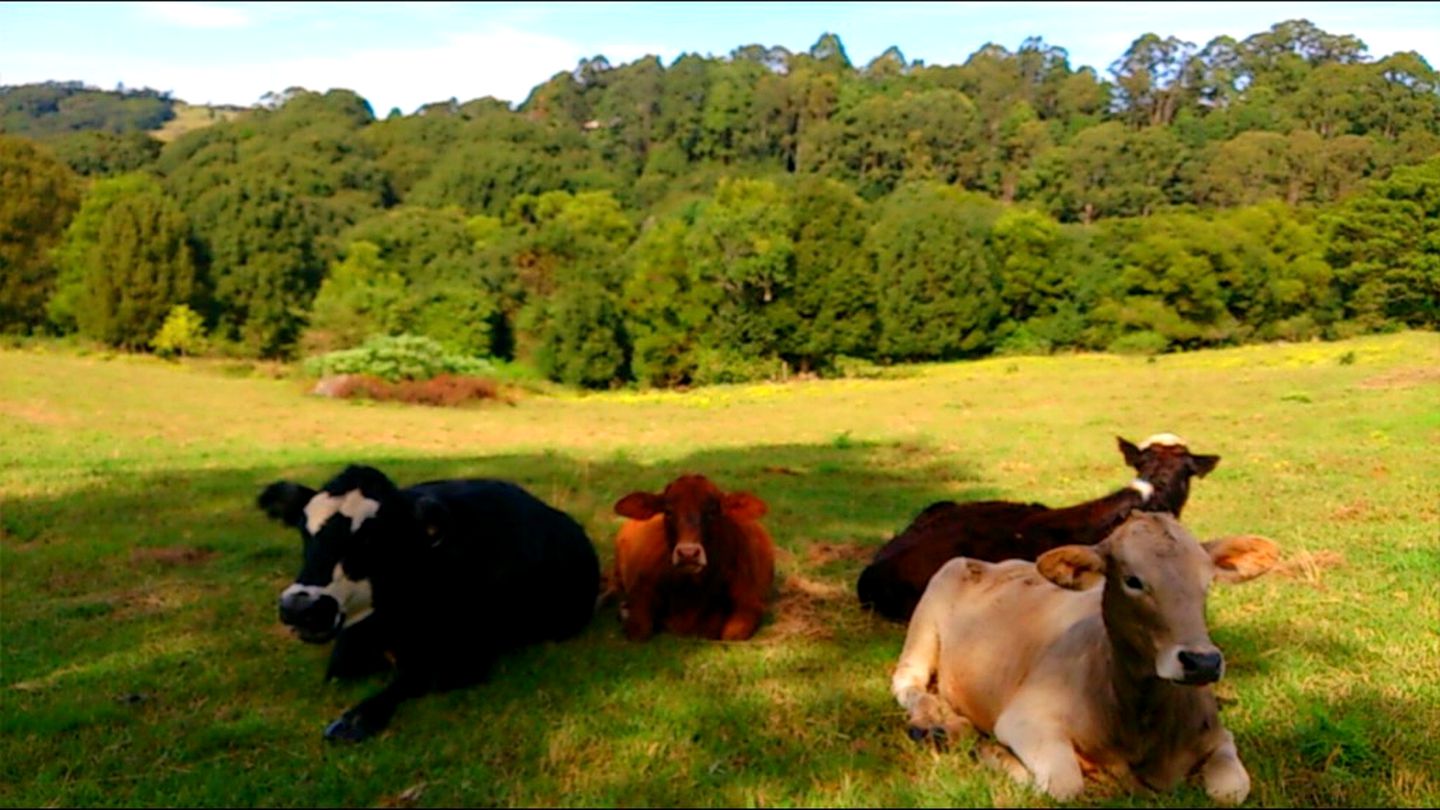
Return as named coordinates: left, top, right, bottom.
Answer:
left=1, top=20, right=1437, bottom=388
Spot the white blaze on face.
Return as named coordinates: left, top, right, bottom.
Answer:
left=303, top=489, right=380, bottom=535
left=1138, top=433, right=1187, bottom=451
left=325, top=562, right=374, bottom=619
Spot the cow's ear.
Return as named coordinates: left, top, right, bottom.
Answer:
left=1204, top=534, right=1279, bottom=584
left=1038, top=545, right=1106, bottom=590
left=615, top=492, right=664, bottom=520
left=258, top=482, right=315, bottom=528
left=723, top=491, right=767, bottom=521
left=1189, top=453, right=1220, bottom=478
left=1117, top=436, right=1143, bottom=468
left=413, top=496, right=451, bottom=548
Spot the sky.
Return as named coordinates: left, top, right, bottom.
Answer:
left=3, top=1, right=1437, bottom=115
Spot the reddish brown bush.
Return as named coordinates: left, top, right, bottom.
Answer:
left=312, top=374, right=509, bottom=407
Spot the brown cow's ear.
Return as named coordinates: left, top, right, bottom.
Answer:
left=1118, top=436, right=1143, bottom=468
left=723, top=491, right=767, bottom=521
left=1190, top=454, right=1220, bottom=478
left=1038, top=545, right=1106, bottom=590
left=1204, top=534, right=1280, bottom=584
left=615, top=492, right=664, bottom=520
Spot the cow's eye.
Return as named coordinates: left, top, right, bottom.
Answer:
left=1123, top=575, right=1145, bottom=592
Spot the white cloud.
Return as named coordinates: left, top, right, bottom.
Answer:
left=5, top=23, right=668, bottom=114
left=136, top=1, right=251, bottom=30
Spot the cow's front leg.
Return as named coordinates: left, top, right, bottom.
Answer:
left=324, top=667, right=429, bottom=743
left=325, top=616, right=391, bottom=681
left=1199, top=730, right=1251, bottom=805
left=620, top=583, right=658, bottom=641
left=994, top=710, right=1084, bottom=801
left=719, top=602, right=765, bottom=641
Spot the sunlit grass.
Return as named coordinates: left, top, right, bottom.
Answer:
left=2, top=331, right=1437, bottom=807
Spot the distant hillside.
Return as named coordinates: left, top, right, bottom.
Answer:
left=150, top=101, right=248, bottom=143
left=0, top=80, right=250, bottom=142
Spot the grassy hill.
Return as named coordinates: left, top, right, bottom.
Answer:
left=1, top=332, right=1437, bottom=806
left=149, top=101, right=247, bottom=143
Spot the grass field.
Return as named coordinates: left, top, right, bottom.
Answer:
left=2, top=332, right=1437, bottom=808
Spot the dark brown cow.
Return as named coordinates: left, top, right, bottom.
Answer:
left=610, top=474, right=775, bottom=641
left=857, top=434, right=1219, bottom=622
left=892, top=513, right=1279, bottom=803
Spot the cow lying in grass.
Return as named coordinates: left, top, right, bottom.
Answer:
left=857, top=434, right=1220, bottom=622
left=609, top=474, right=775, bottom=641
left=258, top=464, right=600, bottom=741
left=892, top=512, right=1278, bottom=803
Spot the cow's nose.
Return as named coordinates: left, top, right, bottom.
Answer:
left=673, top=545, right=704, bottom=566
left=1178, top=649, right=1224, bottom=683
left=278, top=591, right=314, bottom=625
left=279, top=591, right=340, bottom=635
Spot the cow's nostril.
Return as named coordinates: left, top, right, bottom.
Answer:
left=1178, top=650, right=1223, bottom=678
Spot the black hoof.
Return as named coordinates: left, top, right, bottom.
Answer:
left=323, top=715, right=370, bottom=743
left=907, top=726, right=929, bottom=742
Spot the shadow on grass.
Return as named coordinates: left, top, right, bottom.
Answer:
left=0, top=439, right=1011, bottom=806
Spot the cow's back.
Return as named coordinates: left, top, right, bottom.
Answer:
left=859, top=499, right=1050, bottom=621
left=408, top=479, right=600, bottom=644
left=920, top=556, right=1100, bottom=732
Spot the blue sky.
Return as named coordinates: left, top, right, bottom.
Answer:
left=3, top=2, right=1436, bottom=115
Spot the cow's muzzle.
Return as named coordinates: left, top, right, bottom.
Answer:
left=671, top=543, right=707, bottom=573
left=279, top=591, right=342, bottom=644
left=1175, top=648, right=1224, bottom=685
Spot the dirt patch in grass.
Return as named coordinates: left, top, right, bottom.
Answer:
left=1358, top=367, right=1440, bottom=389
left=130, top=546, right=217, bottom=567
left=804, top=540, right=872, bottom=566
left=765, top=573, right=849, bottom=642
left=0, top=400, right=72, bottom=426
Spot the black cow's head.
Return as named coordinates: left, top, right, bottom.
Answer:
left=613, top=474, right=767, bottom=575
left=257, top=465, right=400, bottom=644
left=1117, top=434, right=1220, bottom=517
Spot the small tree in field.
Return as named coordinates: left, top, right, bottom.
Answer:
left=150, top=304, right=206, bottom=358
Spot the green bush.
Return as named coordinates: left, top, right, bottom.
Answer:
left=150, top=304, right=206, bottom=358
left=303, top=334, right=494, bottom=383
left=1106, top=330, right=1171, bottom=356
left=995, top=325, right=1053, bottom=357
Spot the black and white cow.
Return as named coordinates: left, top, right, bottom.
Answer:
left=258, top=464, right=601, bottom=742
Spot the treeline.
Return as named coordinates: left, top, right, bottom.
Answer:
left=1, top=20, right=1437, bottom=387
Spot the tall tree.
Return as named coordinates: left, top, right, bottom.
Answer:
left=0, top=136, right=80, bottom=332
left=73, top=186, right=197, bottom=348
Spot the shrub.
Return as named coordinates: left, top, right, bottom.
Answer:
left=316, top=373, right=505, bottom=407
left=150, top=304, right=206, bottom=358
left=995, top=325, right=1053, bottom=357
left=303, top=334, right=494, bottom=383
left=1106, top=330, right=1171, bottom=356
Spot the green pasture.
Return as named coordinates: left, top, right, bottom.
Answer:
left=1, top=332, right=1437, bottom=807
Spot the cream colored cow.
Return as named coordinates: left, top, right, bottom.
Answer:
left=892, top=512, right=1278, bottom=803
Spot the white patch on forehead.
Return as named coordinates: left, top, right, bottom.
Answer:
left=1139, top=433, right=1187, bottom=450
left=303, top=489, right=380, bottom=534
left=324, top=562, right=373, bottom=617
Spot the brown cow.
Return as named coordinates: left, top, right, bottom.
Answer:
left=610, top=474, right=776, bottom=641
left=892, top=512, right=1278, bottom=803
left=857, top=433, right=1220, bottom=622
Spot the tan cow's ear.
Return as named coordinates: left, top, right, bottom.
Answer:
left=1038, top=545, right=1106, bottom=590
left=723, top=491, right=767, bottom=521
left=615, top=492, right=664, bottom=520
left=1204, top=534, right=1280, bottom=583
